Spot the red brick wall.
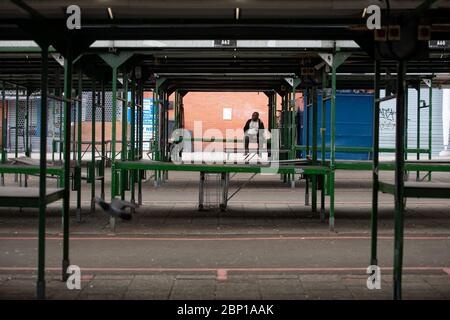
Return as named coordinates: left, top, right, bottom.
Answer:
left=182, top=92, right=270, bottom=140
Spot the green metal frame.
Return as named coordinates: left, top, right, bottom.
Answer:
left=371, top=60, right=381, bottom=267
left=311, top=86, right=318, bottom=214
left=99, top=51, right=134, bottom=200
left=120, top=72, right=129, bottom=200
left=101, top=80, right=106, bottom=199
left=328, top=51, right=350, bottom=230
left=368, top=60, right=449, bottom=301
left=36, top=43, right=49, bottom=300
left=0, top=45, right=74, bottom=299
left=379, top=181, right=450, bottom=198
left=91, top=79, right=97, bottom=210
left=115, top=160, right=329, bottom=176
left=0, top=187, right=64, bottom=207
left=320, top=70, right=328, bottom=220
left=76, top=69, right=83, bottom=221
left=0, top=164, right=64, bottom=176
left=1, top=81, right=7, bottom=186
left=15, top=85, right=19, bottom=160
left=333, top=160, right=450, bottom=171
left=130, top=74, right=136, bottom=207
left=137, top=79, right=144, bottom=204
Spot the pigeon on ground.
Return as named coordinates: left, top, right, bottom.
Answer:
left=94, top=197, right=138, bottom=221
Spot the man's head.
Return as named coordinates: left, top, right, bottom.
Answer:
left=251, top=112, right=259, bottom=121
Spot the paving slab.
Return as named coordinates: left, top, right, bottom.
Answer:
left=0, top=170, right=448, bottom=300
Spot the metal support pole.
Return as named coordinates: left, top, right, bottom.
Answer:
left=371, top=60, right=381, bottom=266
left=290, top=79, right=301, bottom=185
left=76, top=70, right=82, bottom=222
left=164, top=92, right=169, bottom=162
left=1, top=81, right=5, bottom=185
left=416, top=81, right=421, bottom=180
left=52, top=89, right=56, bottom=162
left=393, top=60, right=406, bottom=300
left=72, top=88, right=76, bottom=163
left=304, top=90, right=309, bottom=203
left=137, top=80, right=143, bottom=204
left=272, top=93, right=277, bottom=132
left=198, top=172, right=205, bottom=210
left=152, top=89, right=158, bottom=185
left=101, top=80, right=106, bottom=198
left=130, top=75, right=136, bottom=210
left=282, top=94, right=288, bottom=182
left=1, top=81, right=5, bottom=163
left=428, top=81, right=432, bottom=180
left=62, top=51, right=73, bottom=282
left=111, top=67, right=118, bottom=200
left=305, top=91, right=310, bottom=159
left=405, top=85, right=408, bottom=161
left=15, top=85, right=19, bottom=159
left=325, top=50, right=350, bottom=230
left=320, top=72, right=327, bottom=221
left=25, top=89, right=30, bottom=157
left=98, top=52, right=134, bottom=201
left=220, top=172, right=228, bottom=211
left=152, top=90, right=157, bottom=161
left=37, top=43, right=49, bottom=300
left=59, top=88, right=63, bottom=161
left=329, top=55, right=338, bottom=230
left=174, top=90, right=179, bottom=130
left=329, top=56, right=337, bottom=230
left=91, top=80, right=96, bottom=213
left=311, top=86, right=318, bottom=213
left=139, top=82, right=144, bottom=159
left=120, top=72, right=128, bottom=200
left=29, top=93, right=33, bottom=155
left=14, top=85, right=19, bottom=182
left=267, top=93, right=273, bottom=132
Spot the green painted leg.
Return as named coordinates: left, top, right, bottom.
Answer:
left=329, top=171, right=335, bottom=230
left=320, top=178, right=325, bottom=222
left=304, top=176, right=309, bottom=206
left=312, top=176, right=317, bottom=213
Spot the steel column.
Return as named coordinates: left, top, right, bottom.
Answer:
left=111, top=68, right=118, bottom=199
left=327, top=51, right=350, bottom=230
left=110, top=68, right=118, bottom=199
left=329, top=59, right=337, bottom=230
left=305, top=91, right=310, bottom=159
left=405, top=85, right=408, bottom=161
left=98, top=51, right=134, bottom=201
left=311, top=86, right=318, bottom=213
left=91, top=79, right=96, bottom=212
left=428, top=81, right=432, bottom=181
left=25, top=89, right=30, bottom=157
left=130, top=75, right=136, bottom=209
left=101, top=80, right=106, bottom=198
left=272, top=93, right=277, bottom=132
left=120, top=72, right=128, bottom=200
left=320, top=71, right=327, bottom=221
left=393, top=60, right=406, bottom=300
left=416, top=81, right=421, bottom=180
left=371, top=60, right=381, bottom=266
left=1, top=81, right=5, bottom=185
left=36, top=43, right=49, bottom=300
left=137, top=80, right=143, bottom=204
left=15, top=85, right=19, bottom=159
left=62, top=50, right=74, bottom=283
left=76, top=69, right=82, bottom=222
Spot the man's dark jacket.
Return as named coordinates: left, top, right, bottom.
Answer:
left=243, top=119, right=265, bottom=133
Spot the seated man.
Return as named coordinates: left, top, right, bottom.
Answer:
left=243, top=112, right=265, bottom=156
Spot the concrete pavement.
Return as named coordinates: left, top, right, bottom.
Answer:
left=0, top=170, right=449, bottom=299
